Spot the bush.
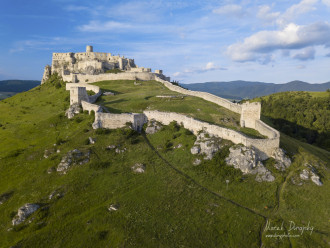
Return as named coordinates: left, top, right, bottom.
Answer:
left=89, top=162, right=111, bottom=170
left=95, top=128, right=111, bottom=135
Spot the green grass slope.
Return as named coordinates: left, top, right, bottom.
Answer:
left=0, top=79, right=329, bottom=247
left=251, top=91, right=330, bottom=151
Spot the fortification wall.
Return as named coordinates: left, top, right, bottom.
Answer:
left=153, top=77, right=243, bottom=114
left=143, top=110, right=277, bottom=159
left=66, top=83, right=102, bottom=104
left=62, top=72, right=156, bottom=84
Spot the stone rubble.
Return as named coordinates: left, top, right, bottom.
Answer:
left=12, top=203, right=40, bottom=226
left=145, top=119, right=162, bottom=134
left=225, top=145, right=275, bottom=182
left=131, top=163, right=146, bottom=173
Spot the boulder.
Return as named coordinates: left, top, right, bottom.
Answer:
left=193, top=158, right=202, bottom=166
left=310, top=172, right=323, bottom=186
left=108, top=204, right=120, bottom=211
left=89, top=137, right=96, bottom=144
left=190, top=146, right=200, bottom=155
left=145, top=119, right=162, bottom=134
left=103, top=91, right=115, bottom=96
left=12, top=203, right=40, bottom=226
left=271, top=148, right=291, bottom=171
left=225, top=145, right=275, bottom=182
left=131, top=163, right=146, bottom=173
left=65, top=103, right=81, bottom=119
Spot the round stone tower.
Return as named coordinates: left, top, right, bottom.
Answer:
left=86, top=45, right=93, bottom=53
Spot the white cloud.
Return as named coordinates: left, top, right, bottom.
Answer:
left=213, top=4, right=246, bottom=17
left=276, top=0, right=318, bottom=26
left=323, top=0, right=330, bottom=6
left=296, top=65, right=306, bottom=69
left=226, top=22, right=330, bottom=63
left=292, top=47, right=315, bottom=60
left=78, top=21, right=132, bottom=32
left=173, top=62, right=226, bottom=77
left=257, top=5, right=280, bottom=24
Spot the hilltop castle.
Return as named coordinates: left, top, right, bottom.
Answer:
left=42, top=45, right=169, bottom=83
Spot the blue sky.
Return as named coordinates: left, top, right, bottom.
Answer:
left=1, top=0, right=330, bottom=84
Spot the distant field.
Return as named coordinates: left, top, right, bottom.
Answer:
left=0, top=92, right=16, bottom=100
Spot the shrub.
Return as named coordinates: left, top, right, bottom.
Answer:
left=89, top=162, right=111, bottom=170
left=95, top=128, right=111, bottom=135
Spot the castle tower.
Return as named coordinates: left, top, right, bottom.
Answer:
left=86, top=45, right=93, bottom=53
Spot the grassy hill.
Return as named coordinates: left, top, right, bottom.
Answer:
left=182, top=80, right=330, bottom=100
left=0, top=80, right=40, bottom=100
left=0, top=78, right=329, bottom=247
left=251, top=91, right=330, bottom=152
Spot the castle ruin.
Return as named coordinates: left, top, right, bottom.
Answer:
left=41, top=45, right=170, bottom=84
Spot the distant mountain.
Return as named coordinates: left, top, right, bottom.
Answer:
left=181, top=80, right=330, bottom=100
left=0, top=80, right=40, bottom=92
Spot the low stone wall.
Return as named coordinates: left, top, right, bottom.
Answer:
left=93, top=112, right=146, bottom=132
left=144, top=110, right=278, bottom=159
left=81, top=101, right=102, bottom=114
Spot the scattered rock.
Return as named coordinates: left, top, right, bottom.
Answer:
left=225, top=145, right=275, bottom=182
left=48, top=190, right=64, bottom=200
left=12, top=203, right=40, bottom=226
left=299, top=169, right=323, bottom=186
left=190, top=132, right=222, bottom=160
left=44, top=148, right=55, bottom=159
left=65, top=103, right=81, bottom=119
left=47, top=167, right=56, bottom=174
left=89, top=137, right=96, bottom=144
left=174, top=143, right=183, bottom=149
left=57, top=149, right=90, bottom=174
left=103, top=91, right=115, bottom=96
left=131, top=163, right=146, bottom=173
left=271, top=148, right=291, bottom=171
left=108, top=204, right=119, bottom=211
left=291, top=177, right=303, bottom=186
left=145, top=119, right=162, bottom=134
left=193, top=158, right=202, bottom=166
left=0, top=191, right=13, bottom=205
left=106, top=145, right=116, bottom=150
left=115, top=147, right=126, bottom=154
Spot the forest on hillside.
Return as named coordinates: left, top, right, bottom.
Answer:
left=259, top=91, right=330, bottom=151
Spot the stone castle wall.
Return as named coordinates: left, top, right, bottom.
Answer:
left=143, top=110, right=279, bottom=159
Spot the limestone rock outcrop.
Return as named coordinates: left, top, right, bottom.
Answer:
left=57, top=149, right=90, bottom=174
left=65, top=103, right=81, bottom=119
left=12, top=203, right=40, bottom=226
left=271, top=148, right=291, bottom=171
left=190, top=132, right=223, bottom=160
left=299, top=168, right=323, bottom=186
left=225, top=145, right=275, bottom=182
